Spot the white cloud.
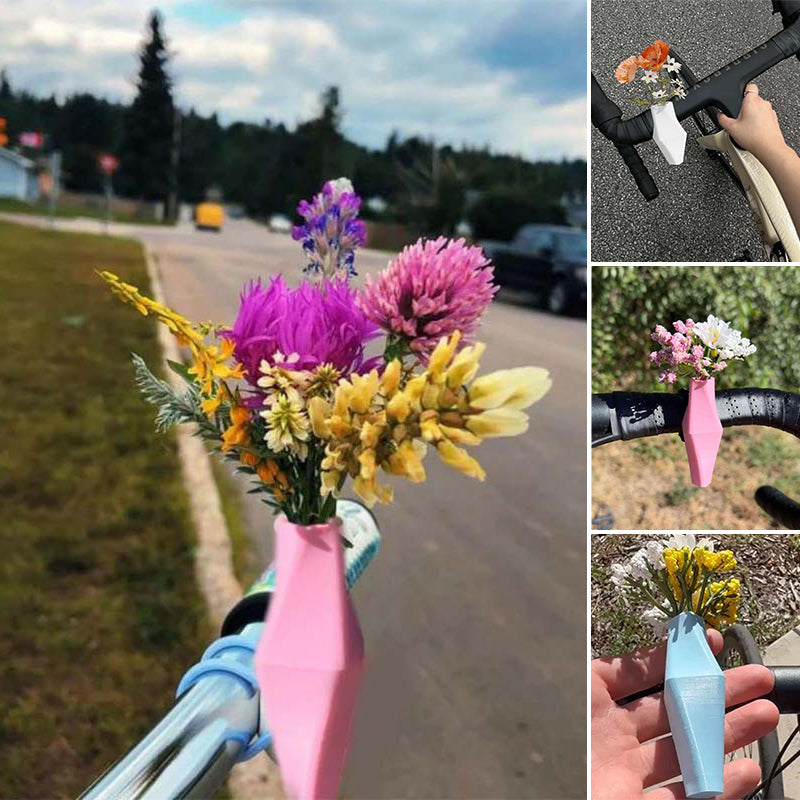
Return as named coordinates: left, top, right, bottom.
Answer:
left=0, top=1, right=587, bottom=161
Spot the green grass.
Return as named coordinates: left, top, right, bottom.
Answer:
left=0, top=220, right=210, bottom=797
left=0, top=196, right=171, bottom=226
left=209, top=454, right=261, bottom=590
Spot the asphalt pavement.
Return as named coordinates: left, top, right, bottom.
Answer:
left=3, top=213, right=587, bottom=799
left=591, top=0, right=800, bottom=262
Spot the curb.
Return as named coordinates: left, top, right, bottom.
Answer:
left=143, top=244, right=282, bottom=799
left=764, top=625, right=800, bottom=797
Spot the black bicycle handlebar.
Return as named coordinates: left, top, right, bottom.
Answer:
left=592, top=388, right=800, bottom=444
left=592, top=4, right=800, bottom=198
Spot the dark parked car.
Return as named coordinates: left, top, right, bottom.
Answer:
left=480, top=225, right=587, bottom=315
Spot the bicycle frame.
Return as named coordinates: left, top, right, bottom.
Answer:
left=697, top=130, right=800, bottom=262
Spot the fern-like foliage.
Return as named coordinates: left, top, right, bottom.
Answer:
left=131, top=353, right=206, bottom=432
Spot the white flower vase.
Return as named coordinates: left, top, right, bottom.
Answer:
left=650, top=102, right=686, bottom=165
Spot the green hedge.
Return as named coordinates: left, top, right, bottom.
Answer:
left=592, top=265, right=800, bottom=393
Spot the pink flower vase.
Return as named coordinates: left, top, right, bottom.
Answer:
left=255, top=516, right=365, bottom=800
left=682, top=378, right=723, bottom=487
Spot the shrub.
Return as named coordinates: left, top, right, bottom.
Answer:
left=592, top=265, right=800, bottom=392
left=468, top=189, right=566, bottom=242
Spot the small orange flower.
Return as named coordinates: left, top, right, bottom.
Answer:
left=222, top=405, right=251, bottom=452
left=614, top=55, right=639, bottom=84
left=256, top=459, right=279, bottom=484
left=637, top=40, right=669, bottom=71
left=240, top=450, right=259, bottom=467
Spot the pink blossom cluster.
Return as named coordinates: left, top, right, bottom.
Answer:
left=649, top=319, right=726, bottom=383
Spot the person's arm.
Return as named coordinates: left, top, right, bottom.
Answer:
left=718, top=83, right=800, bottom=232
left=591, top=629, right=779, bottom=800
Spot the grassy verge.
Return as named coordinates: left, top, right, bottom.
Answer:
left=209, top=454, right=261, bottom=590
left=0, top=197, right=171, bottom=226
left=0, top=220, right=209, bottom=797
left=591, top=534, right=800, bottom=658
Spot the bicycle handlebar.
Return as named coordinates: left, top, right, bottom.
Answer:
left=592, top=4, right=800, bottom=198
left=592, top=388, right=800, bottom=444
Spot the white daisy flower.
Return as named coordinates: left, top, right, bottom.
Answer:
left=665, top=56, right=682, bottom=74
left=642, top=70, right=659, bottom=84
left=674, top=85, right=687, bottom=99
left=693, top=315, right=738, bottom=353
left=652, top=89, right=667, bottom=100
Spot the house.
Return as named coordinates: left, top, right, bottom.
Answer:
left=0, top=147, right=39, bottom=201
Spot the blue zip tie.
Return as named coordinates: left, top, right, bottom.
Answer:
left=175, top=634, right=272, bottom=762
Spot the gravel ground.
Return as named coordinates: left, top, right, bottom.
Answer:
left=591, top=534, right=800, bottom=658
left=591, top=0, right=800, bottom=262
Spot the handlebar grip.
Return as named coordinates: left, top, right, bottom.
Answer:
left=755, top=485, right=800, bottom=529
left=615, top=143, right=659, bottom=201
left=767, top=667, right=800, bottom=713
left=773, top=0, right=800, bottom=26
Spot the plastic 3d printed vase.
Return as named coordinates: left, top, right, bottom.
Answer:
left=255, top=516, right=365, bottom=800
left=651, top=102, right=687, bottom=165
left=682, top=378, right=723, bottom=487
left=664, top=612, right=725, bottom=799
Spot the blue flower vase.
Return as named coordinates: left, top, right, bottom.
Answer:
left=664, top=612, right=725, bottom=799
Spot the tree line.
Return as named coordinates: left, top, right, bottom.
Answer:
left=0, top=12, right=586, bottom=240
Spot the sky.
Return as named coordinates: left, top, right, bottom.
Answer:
left=1, top=0, right=587, bottom=161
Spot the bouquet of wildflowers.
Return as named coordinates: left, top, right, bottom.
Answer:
left=100, top=178, right=551, bottom=526
left=649, top=314, right=757, bottom=384
left=615, top=39, right=685, bottom=105
left=610, top=533, right=741, bottom=635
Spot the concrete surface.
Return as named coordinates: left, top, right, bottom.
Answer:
left=764, top=625, right=800, bottom=798
left=2, top=213, right=587, bottom=799
left=591, top=0, right=800, bottom=262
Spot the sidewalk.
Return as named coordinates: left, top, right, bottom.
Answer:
left=765, top=625, right=800, bottom=797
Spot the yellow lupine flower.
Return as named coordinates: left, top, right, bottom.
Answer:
left=308, top=396, right=332, bottom=437
left=446, top=343, right=486, bottom=390
left=466, top=407, right=530, bottom=438
left=468, top=367, right=552, bottom=411
left=427, top=330, right=461, bottom=379
left=436, top=440, right=486, bottom=480
left=381, top=359, right=402, bottom=395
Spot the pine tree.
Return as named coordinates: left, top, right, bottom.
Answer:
left=118, top=11, right=174, bottom=204
left=0, top=69, right=11, bottom=101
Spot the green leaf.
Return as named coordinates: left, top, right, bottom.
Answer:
left=166, top=359, right=192, bottom=380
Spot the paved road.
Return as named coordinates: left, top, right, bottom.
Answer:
left=591, top=0, right=800, bottom=262
left=4, top=214, right=586, bottom=798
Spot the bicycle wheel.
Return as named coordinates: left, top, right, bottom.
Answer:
left=718, top=625, right=785, bottom=799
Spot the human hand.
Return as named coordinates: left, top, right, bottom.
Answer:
left=718, top=83, right=791, bottom=165
left=591, top=628, right=779, bottom=800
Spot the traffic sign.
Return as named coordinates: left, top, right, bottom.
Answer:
left=98, top=153, right=119, bottom=176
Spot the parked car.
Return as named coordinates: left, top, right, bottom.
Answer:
left=268, top=214, right=292, bottom=233
left=480, top=224, right=586, bottom=315
left=195, top=202, right=225, bottom=232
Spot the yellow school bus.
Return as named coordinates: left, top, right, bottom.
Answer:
left=195, top=202, right=225, bottom=231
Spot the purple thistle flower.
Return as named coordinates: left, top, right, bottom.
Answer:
left=225, top=275, right=380, bottom=386
left=358, top=237, right=498, bottom=361
left=291, top=178, right=367, bottom=281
